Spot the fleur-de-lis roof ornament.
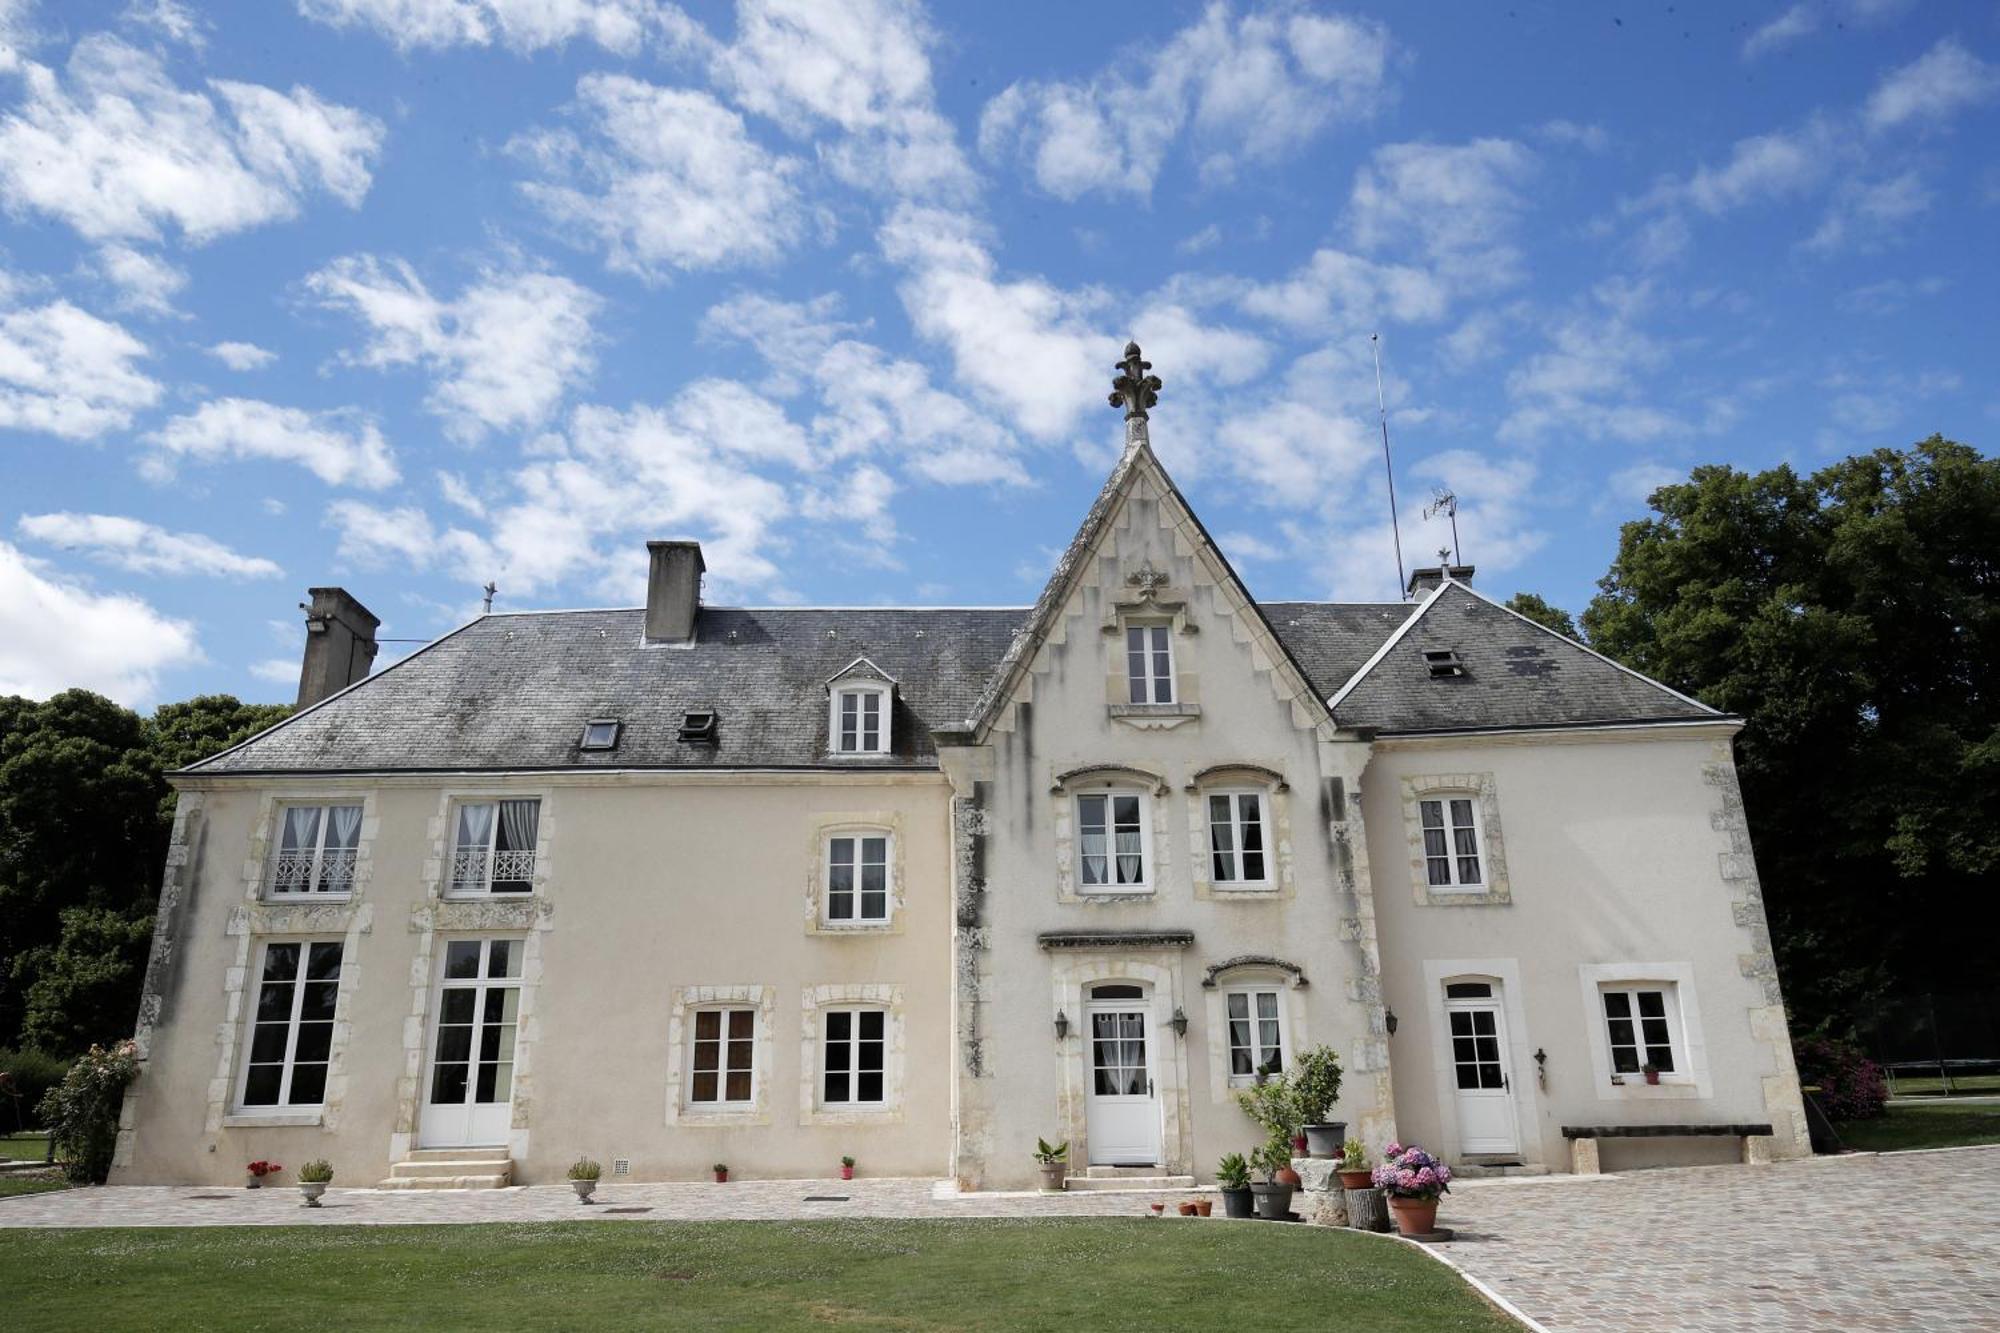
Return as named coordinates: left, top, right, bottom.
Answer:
left=1108, top=341, right=1162, bottom=421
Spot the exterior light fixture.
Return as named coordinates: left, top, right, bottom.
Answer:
left=1385, top=1007, right=1399, bottom=1037
left=1169, top=1007, right=1188, bottom=1037
left=1054, top=1009, right=1069, bottom=1040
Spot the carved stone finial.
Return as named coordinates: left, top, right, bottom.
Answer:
left=1108, top=340, right=1162, bottom=420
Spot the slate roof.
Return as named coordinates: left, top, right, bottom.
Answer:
left=188, top=582, right=1718, bottom=775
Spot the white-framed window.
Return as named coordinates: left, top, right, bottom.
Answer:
left=689, top=1006, right=757, bottom=1106
left=821, top=1007, right=887, bottom=1106
left=448, top=798, right=540, bottom=896
left=1225, top=988, right=1287, bottom=1083
left=825, top=832, right=892, bottom=924
left=830, top=685, right=891, bottom=754
left=1599, top=984, right=1684, bottom=1076
left=268, top=804, right=362, bottom=897
left=238, top=939, right=343, bottom=1109
left=1124, top=622, right=1174, bottom=704
left=1418, top=795, right=1483, bottom=888
left=1076, top=789, right=1151, bottom=890
left=1206, top=790, right=1269, bottom=885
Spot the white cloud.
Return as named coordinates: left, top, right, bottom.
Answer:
left=306, top=254, right=601, bottom=441
left=513, top=75, right=806, bottom=279
left=686, top=0, right=973, bottom=200
left=94, top=243, right=186, bottom=316
left=1500, top=292, right=1681, bottom=445
left=1837, top=275, right=1946, bottom=314
left=144, top=398, right=399, bottom=488
left=1864, top=38, right=1998, bottom=132
left=249, top=656, right=298, bottom=684
left=0, top=539, right=200, bottom=704
left=207, top=340, right=277, bottom=370
left=1803, top=169, right=1931, bottom=254
left=0, top=286, right=161, bottom=439
left=700, top=290, right=859, bottom=394
left=0, top=35, right=384, bottom=243
left=979, top=2, right=1391, bottom=199
left=298, top=0, right=656, bottom=52
left=1679, top=124, right=1831, bottom=215
left=17, top=511, right=281, bottom=578
left=1537, top=119, right=1609, bottom=152
left=1216, top=399, right=1376, bottom=506
left=1348, top=138, right=1537, bottom=283
left=1177, top=224, right=1223, bottom=256
left=1235, top=247, right=1445, bottom=330
left=1742, top=4, right=1817, bottom=60
left=1608, top=461, right=1682, bottom=506
left=123, top=0, right=207, bottom=48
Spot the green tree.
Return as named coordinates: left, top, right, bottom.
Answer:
left=1582, top=437, right=2000, bottom=1035
left=1503, top=592, right=1580, bottom=641
left=17, top=908, right=156, bottom=1055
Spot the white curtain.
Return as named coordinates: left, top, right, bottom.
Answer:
left=499, top=799, right=539, bottom=853
left=1115, top=829, right=1142, bottom=884
left=281, top=806, right=320, bottom=854
left=328, top=805, right=362, bottom=850
left=455, top=802, right=494, bottom=850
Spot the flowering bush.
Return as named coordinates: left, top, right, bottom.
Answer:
left=37, top=1040, right=139, bottom=1184
left=1371, top=1142, right=1452, bottom=1200
left=1793, top=1036, right=1888, bottom=1121
left=246, top=1159, right=283, bottom=1178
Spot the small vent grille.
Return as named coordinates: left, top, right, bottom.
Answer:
left=678, top=710, right=718, bottom=743
left=612, top=1158, right=631, bottom=1176
left=1424, top=649, right=1466, bottom=679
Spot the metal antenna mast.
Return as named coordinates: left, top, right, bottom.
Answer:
left=1371, top=334, right=1407, bottom=598
left=1424, top=486, right=1461, bottom=567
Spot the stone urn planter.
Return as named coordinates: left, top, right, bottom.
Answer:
left=1219, top=1186, right=1255, bottom=1219
left=572, top=1178, right=598, bottom=1203
left=1038, top=1161, right=1067, bottom=1193
left=1250, top=1182, right=1294, bottom=1220
left=1389, top=1195, right=1439, bottom=1236
left=1303, top=1121, right=1347, bottom=1160
left=299, top=1182, right=328, bottom=1208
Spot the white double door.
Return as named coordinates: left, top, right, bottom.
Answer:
left=419, top=937, right=522, bottom=1148
left=1084, top=993, right=1163, bottom=1166
left=1446, top=997, right=1519, bottom=1155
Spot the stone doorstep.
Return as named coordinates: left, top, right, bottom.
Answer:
left=1063, top=1175, right=1199, bottom=1192
left=1452, top=1162, right=1552, bottom=1179
left=374, top=1173, right=512, bottom=1191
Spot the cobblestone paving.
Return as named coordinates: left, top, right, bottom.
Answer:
left=1437, top=1146, right=2000, bottom=1332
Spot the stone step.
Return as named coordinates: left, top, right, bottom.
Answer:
left=401, top=1148, right=512, bottom=1163
left=388, top=1158, right=516, bottom=1180
left=1452, top=1161, right=1552, bottom=1179
left=1064, top=1174, right=1198, bottom=1192
left=375, top=1173, right=512, bottom=1190
left=1083, top=1165, right=1172, bottom=1178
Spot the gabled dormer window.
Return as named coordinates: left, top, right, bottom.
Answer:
left=829, top=683, right=892, bottom=755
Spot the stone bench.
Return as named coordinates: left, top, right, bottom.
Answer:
left=1561, top=1123, right=1776, bottom=1174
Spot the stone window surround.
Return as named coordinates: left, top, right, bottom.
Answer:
left=1185, top=764, right=1295, bottom=901
left=1051, top=765, right=1172, bottom=904
left=1047, top=951, right=1192, bottom=1176
left=1577, top=962, right=1714, bottom=1101
left=1400, top=772, right=1512, bottom=906
left=1200, top=961, right=1309, bottom=1103
left=244, top=790, right=381, bottom=906
left=665, top=985, right=776, bottom=1126
left=803, top=810, right=907, bottom=935
left=798, top=983, right=906, bottom=1126
left=1099, top=566, right=1203, bottom=730
left=1418, top=958, right=1543, bottom=1167
left=436, top=790, right=552, bottom=900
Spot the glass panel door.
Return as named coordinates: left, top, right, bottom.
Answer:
left=420, top=938, right=523, bottom=1147
left=1083, top=1000, right=1161, bottom=1165
left=1445, top=997, right=1519, bottom=1155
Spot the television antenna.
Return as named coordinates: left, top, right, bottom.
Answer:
left=1423, top=486, right=1462, bottom=567
left=1370, top=334, right=1407, bottom=598
left=482, top=582, right=497, bottom=614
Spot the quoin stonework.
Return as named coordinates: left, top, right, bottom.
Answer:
left=112, top=343, right=1809, bottom=1190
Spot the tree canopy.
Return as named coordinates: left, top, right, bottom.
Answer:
left=1581, top=436, right=1999, bottom=1037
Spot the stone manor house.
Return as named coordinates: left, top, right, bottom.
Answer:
left=111, top=346, right=1809, bottom=1190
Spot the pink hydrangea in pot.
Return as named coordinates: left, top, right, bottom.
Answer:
left=1371, top=1142, right=1452, bottom=1237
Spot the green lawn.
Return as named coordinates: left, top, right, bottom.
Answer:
left=0, top=1218, right=1516, bottom=1332
left=0, top=1131, right=49, bottom=1160
left=1885, top=1073, right=2000, bottom=1097
left=0, top=1171, right=67, bottom=1198
left=1835, top=1101, right=2000, bottom=1152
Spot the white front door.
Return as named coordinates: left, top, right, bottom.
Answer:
left=419, top=937, right=522, bottom=1148
left=1446, top=997, right=1519, bottom=1155
left=1084, top=995, right=1161, bottom=1166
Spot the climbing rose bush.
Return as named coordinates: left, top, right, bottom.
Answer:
left=1793, top=1037, right=1888, bottom=1121
left=1372, top=1142, right=1453, bottom=1200
left=38, top=1040, right=139, bottom=1184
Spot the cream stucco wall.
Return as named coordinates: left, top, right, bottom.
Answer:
left=1361, top=727, right=1809, bottom=1171
left=944, top=471, right=1393, bottom=1189
left=112, top=772, right=954, bottom=1186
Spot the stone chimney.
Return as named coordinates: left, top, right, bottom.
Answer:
left=644, top=540, right=705, bottom=645
left=1406, top=564, right=1475, bottom=598
left=297, top=587, right=380, bottom=707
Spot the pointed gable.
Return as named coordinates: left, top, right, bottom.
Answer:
left=1327, top=581, right=1720, bottom=734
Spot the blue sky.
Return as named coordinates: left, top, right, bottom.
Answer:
left=1, top=0, right=1994, bottom=707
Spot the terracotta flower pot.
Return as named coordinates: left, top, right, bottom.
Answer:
left=713, top=1169, right=728, bottom=1183
left=1389, top=1195, right=1439, bottom=1236
left=840, top=1166, right=854, bottom=1180
left=1178, top=1201, right=1197, bottom=1216
left=1337, top=1168, right=1374, bottom=1190
left=1149, top=1202, right=1165, bottom=1216
left=1644, top=1069, right=1662, bottom=1085
left=1275, top=1165, right=1302, bottom=1187
left=1194, top=1199, right=1213, bottom=1217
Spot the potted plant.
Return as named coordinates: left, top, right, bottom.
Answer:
left=1336, top=1139, right=1373, bottom=1190
left=1194, top=1198, right=1212, bottom=1217
left=1177, top=1201, right=1197, bottom=1216
left=1216, top=1151, right=1255, bottom=1219
left=712, top=1162, right=729, bottom=1183
left=1033, top=1138, right=1068, bottom=1193
left=1292, top=1046, right=1346, bottom=1158
left=297, top=1159, right=332, bottom=1208
left=1249, top=1139, right=1295, bottom=1220
left=245, top=1159, right=281, bottom=1189
left=1373, top=1141, right=1452, bottom=1237
left=568, top=1156, right=602, bottom=1203
left=1234, top=1078, right=1303, bottom=1184
left=840, top=1155, right=855, bottom=1181
left=1642, top=1061, right=1662, bottom=1086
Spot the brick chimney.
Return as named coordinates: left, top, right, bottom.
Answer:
left=1406, top=564, right=1475, bottom=598
left=296, top=587, right=380, bottom=707
left=644, top=541, right=705, bottom=645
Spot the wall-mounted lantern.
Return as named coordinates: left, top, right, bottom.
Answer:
left=1054, top=1009, right=1069, bottom=1040
left=1169, top=1007, right=1189, bottom=1037
left=1534, top=1047, right=1548, bottom=1089
left=1384, top=1007, right=1399, bottom=1037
